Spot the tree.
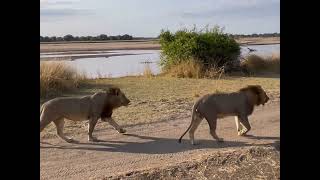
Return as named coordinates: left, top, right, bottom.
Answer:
left=56, top=37, right=63, bottom=41
left=109, top=36, right=116, bottom=40
left=50, top=36, right=57, bottom=41
left=43, top=36, right=50, bottom=42
left=98, top=34, right=108, bottom=40
left=63, top=34, right=74, bottom=41
left=122, top=34, right=133, bottom=40
left=40, top=33, right=135, bottom=42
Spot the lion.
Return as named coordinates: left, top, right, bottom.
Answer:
left=40, top=87, right=130, bottom=143
left=178, top=85, right=269, bottom=145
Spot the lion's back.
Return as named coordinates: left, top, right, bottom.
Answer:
left=201, top=92, right=247, bottom=113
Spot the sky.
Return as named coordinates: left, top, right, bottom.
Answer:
left=40, top=0, right=280, bottom=37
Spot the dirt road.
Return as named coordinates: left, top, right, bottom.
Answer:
left=40, top=101, right=279, bottom=180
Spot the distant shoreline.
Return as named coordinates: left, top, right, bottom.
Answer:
left=40, top=53, right=149, bottom=61
left=40, top=37, right=280, bottom=53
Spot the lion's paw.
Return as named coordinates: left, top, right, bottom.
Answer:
left=118, top=128, right=126, bottom=134
left=88, top=136, right=99, bottom=142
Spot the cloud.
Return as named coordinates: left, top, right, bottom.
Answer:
left=40, top=0, right=79, bottom=5
left=40, top=0, right=91, bottom=22
left=41, top=8, right=89, bottom=16
left=40, top=0, right=81, bottom=9
left=41, top=0, right=279, bottom=36
left=40, top=8, right=93, bottom=22
left=180, top=1, right=279, bottom=19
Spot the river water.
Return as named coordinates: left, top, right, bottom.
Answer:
left=40, top=44, right=279, bottom=78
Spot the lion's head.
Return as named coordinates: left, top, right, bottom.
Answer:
left=239, top=85, right=269, bottom=106
left=106, top=87, right=131, bottom=107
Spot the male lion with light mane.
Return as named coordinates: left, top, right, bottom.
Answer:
left=40, top=87, right=130, bottom=143
left=178, top=85, right=269, bottom=145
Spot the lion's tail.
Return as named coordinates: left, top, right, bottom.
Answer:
left=40, top=103, right=48, bottom=132
left=40, top=103, right=45, bottom=115
left=178, top=100, right=200, bottom=143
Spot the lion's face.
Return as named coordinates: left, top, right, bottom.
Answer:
left=106, top=87, right=131, bottom=107
left=258, top=87, right=269, bottom=105
left=118, top=91, right=131, bottom=106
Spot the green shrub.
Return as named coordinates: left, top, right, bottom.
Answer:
left=159, top=26, right=240, bottom=71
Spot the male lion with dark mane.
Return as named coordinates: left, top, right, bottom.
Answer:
left=40, top=87, right=130, bottom=143
left=178, top=85, right=269, bottom=145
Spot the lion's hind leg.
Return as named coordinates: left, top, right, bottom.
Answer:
left=40, top=118, right=51, bottom=132
left=53, top=118, right=76, bottom=143
left=188, top=114, right=203, bottom=145
left=40, top=111, right=53, bottom=132
left=204, top=113, right=224, bottom=142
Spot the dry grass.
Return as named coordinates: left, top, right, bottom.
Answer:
left=40, top=76, right=279, bottom=138
left=241, top=54, right=280, bottom=74
left=40, top=61, right=87, bottom=98
left=164, top=60, right=224, bottom=79
left=162, top=53, right=279, bottom=79
left=164, top=61, right=202, bottom=78
left=203, top=64, right=225, bottom=79
left=142, top=64, right=154, bottom=78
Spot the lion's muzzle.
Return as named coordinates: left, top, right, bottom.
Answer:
left=123, top=99, right=131, bottom=106
left=263, top=95, right=270, bottom=105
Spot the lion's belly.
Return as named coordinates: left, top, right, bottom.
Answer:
left=217, top=113, right=237, bottom=119
left=64, top=114, right=89, bottom=121
left=61, top=107, right=91, bottom=121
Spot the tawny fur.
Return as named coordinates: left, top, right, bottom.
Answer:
left=40, top=87, right=130, bottom=143
left=178, top=85, right=269, bottom=145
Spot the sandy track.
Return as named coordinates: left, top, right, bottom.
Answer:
left=40, top=102, right=279, bottom=180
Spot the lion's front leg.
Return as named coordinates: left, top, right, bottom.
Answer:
left=103, top=117, right=126, bottom=133
left=235, top=116, right=246, bottom=136
left=88, top=117, right=99, bottom=142
left=237, top=115, right=251, bottom=136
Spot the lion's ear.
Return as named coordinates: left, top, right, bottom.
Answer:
left=114, top=88, right=120, bottom=96
left=107, top=87, right=120, bottom=96
left=255, top=85, right=263, bottom=91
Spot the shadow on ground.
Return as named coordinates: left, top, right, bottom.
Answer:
left=40, top=133, right=279, bottom=154
left=227, top=73, right=280, bottom=79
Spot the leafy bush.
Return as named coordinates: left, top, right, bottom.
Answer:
left=159, top=26, right=241, bottom=71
